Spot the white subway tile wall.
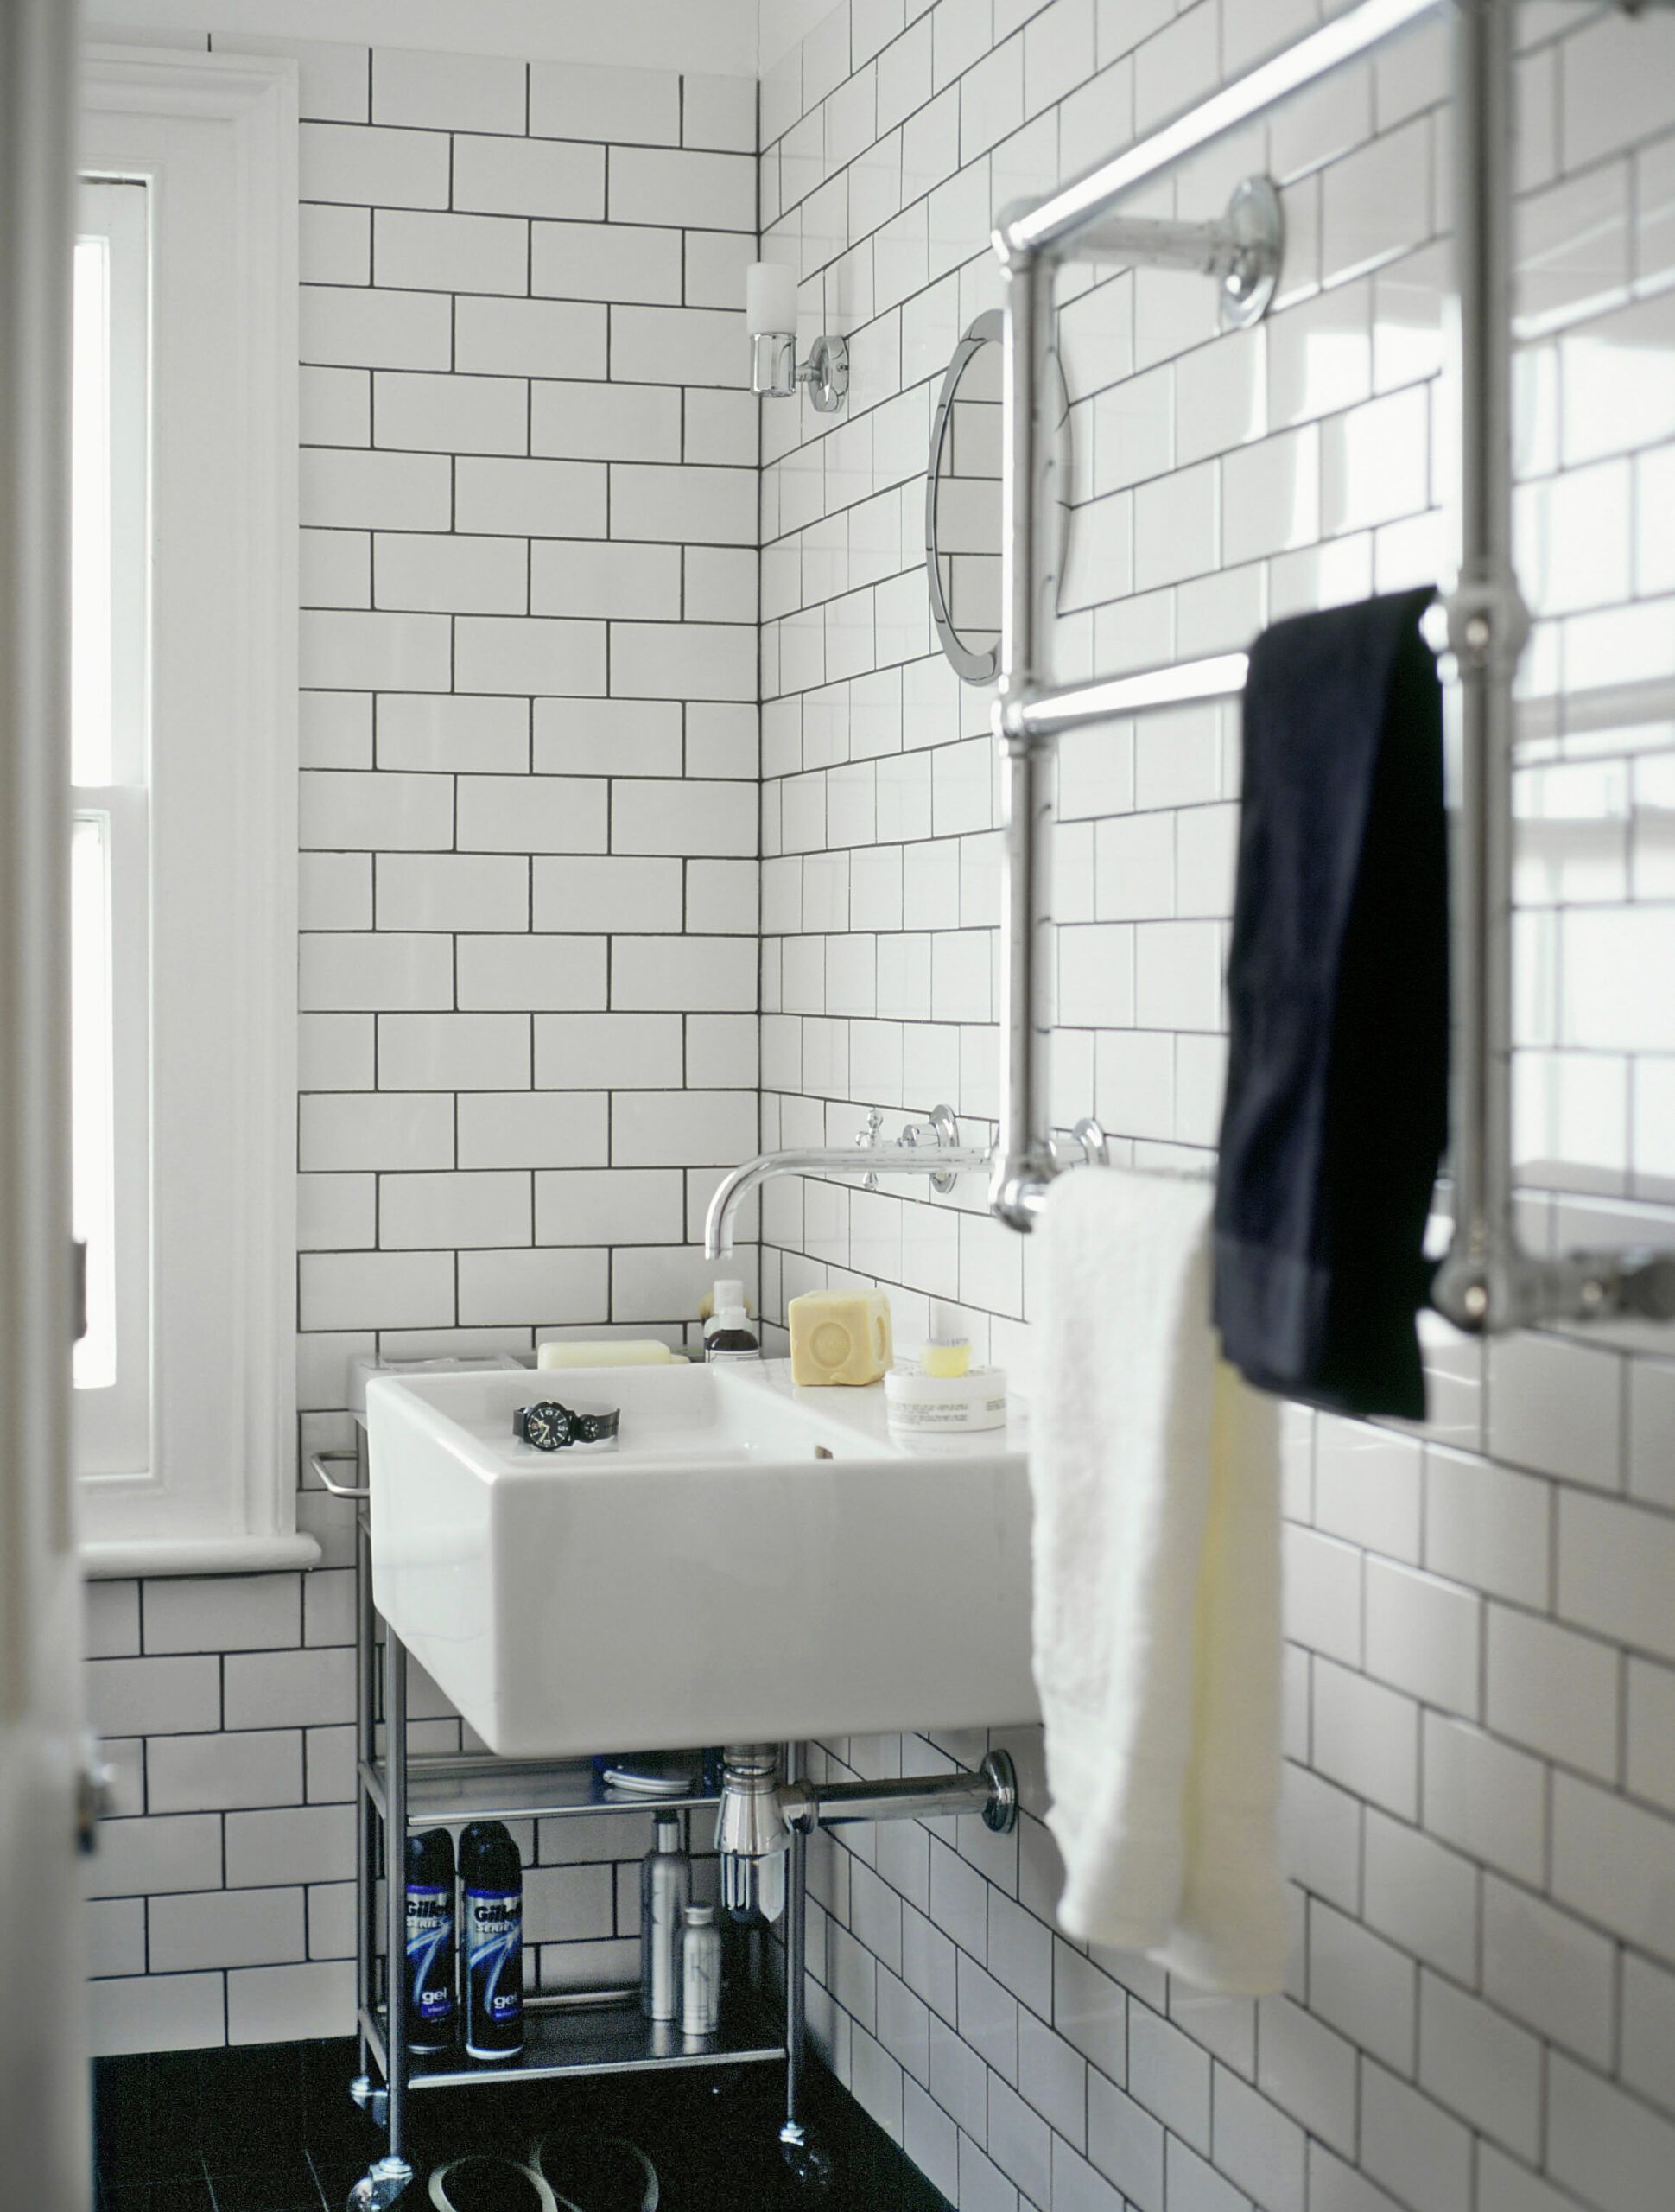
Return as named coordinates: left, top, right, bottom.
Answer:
left=753, top=6, right=1675, bottom=2212
left=78, top=5, right=1675, bottom=2206
left=83, top=28, right=760, bottom=2056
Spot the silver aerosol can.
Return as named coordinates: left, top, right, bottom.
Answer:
left=638, top=1812, right=691, bottom=2022
left=678, top=1902, right=723, bottom=2037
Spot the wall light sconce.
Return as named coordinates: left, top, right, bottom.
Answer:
left=746, top=260, right=847, bottom=415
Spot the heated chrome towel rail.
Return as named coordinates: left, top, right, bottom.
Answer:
left=986, top=0, right=1675, bottom=1332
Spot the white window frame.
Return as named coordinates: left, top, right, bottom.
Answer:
left=78, top=48, right=312, bottom=1576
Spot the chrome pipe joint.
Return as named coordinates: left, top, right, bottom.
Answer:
left=714, top=1745, right=1018, bottom=1925
left=715, top=1743, right=790, bottom=1924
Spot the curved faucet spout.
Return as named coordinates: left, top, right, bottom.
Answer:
left=704, top=1110, right=991, bottom=1258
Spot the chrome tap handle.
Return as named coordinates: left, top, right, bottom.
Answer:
left=856, top=1107, right=885, bottom=1190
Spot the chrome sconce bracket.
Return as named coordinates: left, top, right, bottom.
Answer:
left=751, top=328, right=849, bottom=414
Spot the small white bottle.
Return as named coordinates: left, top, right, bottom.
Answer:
left=678, top=1903, right=723, bottom=2036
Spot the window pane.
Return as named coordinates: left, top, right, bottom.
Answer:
left=71, top=814, right=117, bottom=1391
left=73, top=178, right=149, bottom=790
left=71, top=236, right=112, bottom=787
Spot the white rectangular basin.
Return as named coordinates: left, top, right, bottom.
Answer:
left=366, top=1359, right=1037, bottom=1758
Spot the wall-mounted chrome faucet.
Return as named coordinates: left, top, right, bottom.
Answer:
left=714, top=1742, right=1018, bottom=1923
left=703, top=1104, right=990, bottom=1259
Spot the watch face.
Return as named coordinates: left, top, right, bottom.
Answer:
left=522, top=1401, right=574, bottom=1451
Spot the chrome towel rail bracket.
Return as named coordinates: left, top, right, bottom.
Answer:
left=1063, top=174, right=1283, bottom=327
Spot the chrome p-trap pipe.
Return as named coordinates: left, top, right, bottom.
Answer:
left=779, top=1754, right=1018, bottom=1837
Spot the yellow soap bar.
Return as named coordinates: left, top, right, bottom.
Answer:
left=538, top=1339, right=684, bottom=1369
left=788, top=1288, right=893, bottom=1386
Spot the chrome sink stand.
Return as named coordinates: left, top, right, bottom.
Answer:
left=319, top=1426, right=813, bottom=2209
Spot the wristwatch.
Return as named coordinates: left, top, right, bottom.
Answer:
left=512, top=1399, right=621, bottom=1451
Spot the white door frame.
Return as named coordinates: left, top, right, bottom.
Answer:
left=0, top=0, right=93, bottom=2201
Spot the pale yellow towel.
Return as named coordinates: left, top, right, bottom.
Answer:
left=1033, top=1167, right=1285, bottom=1994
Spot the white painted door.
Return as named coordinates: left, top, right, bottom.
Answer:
left=0, top=1, right=94, bottom=2203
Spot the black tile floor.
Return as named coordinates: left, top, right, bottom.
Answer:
left=93, top=2038, right=952, bottom=2212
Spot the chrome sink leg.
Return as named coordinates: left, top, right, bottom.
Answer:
left=778, top=1742, right=831, bottom=2187
left=346, top=2155, right=412, bottom=2210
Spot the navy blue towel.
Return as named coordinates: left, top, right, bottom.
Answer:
left=1213, top=586, right=1448, bottom=1421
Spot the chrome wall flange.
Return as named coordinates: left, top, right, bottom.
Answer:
left=1217, top=175, right=1284, bottom=327
left=902, top=1102, right=964, bottom=1193
left=975, top=1749, right=1019, bottom=1833
left=1048, top=1116, right=1112, bottom=1173
left=802, top=333, right=848, bottom=413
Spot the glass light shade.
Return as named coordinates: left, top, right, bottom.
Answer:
left=745, top=258, right=797, bottom=336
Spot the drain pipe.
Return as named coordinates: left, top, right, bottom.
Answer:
left=715, top=1743, right=790, bottom=1923
left=780, top=1752, right=1018, bottom=1835
left=715, top=1745, right=1018, bottom=1923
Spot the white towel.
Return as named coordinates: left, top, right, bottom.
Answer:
left=1032, top=1166, right=1286, bottom=1994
